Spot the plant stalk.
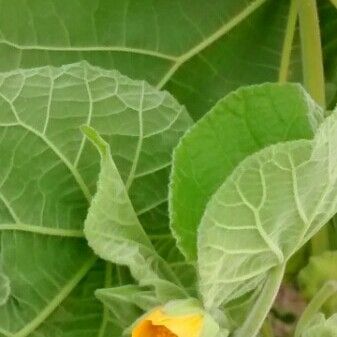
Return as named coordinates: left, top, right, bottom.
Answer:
left=279, top=0, right=299, bottom=83
left=298, top=0, right=326, bottom=107
left=298, top=0, right=329, bottom=254
left=295, top=281, right=337, bottom=337
left=235, top=265, right=285, bottom=337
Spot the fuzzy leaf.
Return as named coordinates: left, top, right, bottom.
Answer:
left=83, top=126, right=188, bottom=301
left=198, top=110, right=337, bottom=309
left=0, top=62, right=191, bottom=336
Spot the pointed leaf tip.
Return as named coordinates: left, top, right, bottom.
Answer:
left=81, top=125, right=108, bottom=156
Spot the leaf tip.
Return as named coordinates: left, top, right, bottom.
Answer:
left=81, top=125, right=108, bottom=156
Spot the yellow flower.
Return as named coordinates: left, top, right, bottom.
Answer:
left=132, top=307, right=204, bottom=337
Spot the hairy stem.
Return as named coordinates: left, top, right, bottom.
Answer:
left=295, top=281, right=337, bottom=337
left=235, top=265, right=285, bottom=337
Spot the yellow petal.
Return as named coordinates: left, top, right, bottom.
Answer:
left=132, top=307, right=203, bottom=337
left=133, top=320, right=160, bottom=337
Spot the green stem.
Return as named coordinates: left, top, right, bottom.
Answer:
left=298, top=0, right=326, bottom=107
left=298, top=0, right=329, bottom=254
left=235, top=265, right=285, bottom=337
left=295, top=281, right=337, bottom=337
left=279, top=0, right=299, bottom=83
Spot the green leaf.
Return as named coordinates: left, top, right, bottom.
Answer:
left=0, top=0, right=304, bottom=119
left=198, top=109, right=337, bottom=310
left=0, top=62, right=191, bottom=336
left=83, top=126, right=188, bottom=300
left=170, top=83, right=323, bottom=261
left=30, top=260, right=117, bottom=337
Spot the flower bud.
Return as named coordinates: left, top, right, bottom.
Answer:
left=132, top=299, right=228, bottom=337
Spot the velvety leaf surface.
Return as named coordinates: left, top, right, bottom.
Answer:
left=0, top=0, right=302, bottom=120
left=0, top=62, right=191, bottom=336
left=83, top=126, right=188, bottom=301
left=170, top=83, right=323, bottom=261
left=198, top=110, right=337, bottom=309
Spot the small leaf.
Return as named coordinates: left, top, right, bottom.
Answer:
left=198, top=110, right=337, bottom=309
left=83, top=126, right=187, bottom=301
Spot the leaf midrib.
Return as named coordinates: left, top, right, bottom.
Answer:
left=156, top=0, right=269, bottom=88
left=10, top=255, right=97, bottom=337
left=0, top=223, right=84, bottom=238
left=0, top=40, right=178, bottom=61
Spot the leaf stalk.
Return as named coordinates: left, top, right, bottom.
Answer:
left=298, top=0, right=330, bottom=254
left=295, top=281, right=337, bottom=337
left=279, top=0, right=300, bottom=82
left=298, top=0, right=326, bottom=107
left=234, top=265, right=285, bottom=337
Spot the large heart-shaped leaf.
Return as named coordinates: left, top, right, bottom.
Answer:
left=198, top=109, right=337, bottom=310
left=0, top=62, right=191, bottom=336
left=0, top=0, right=304, bottom=120
left=170, top=83, right=323, bottom=261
